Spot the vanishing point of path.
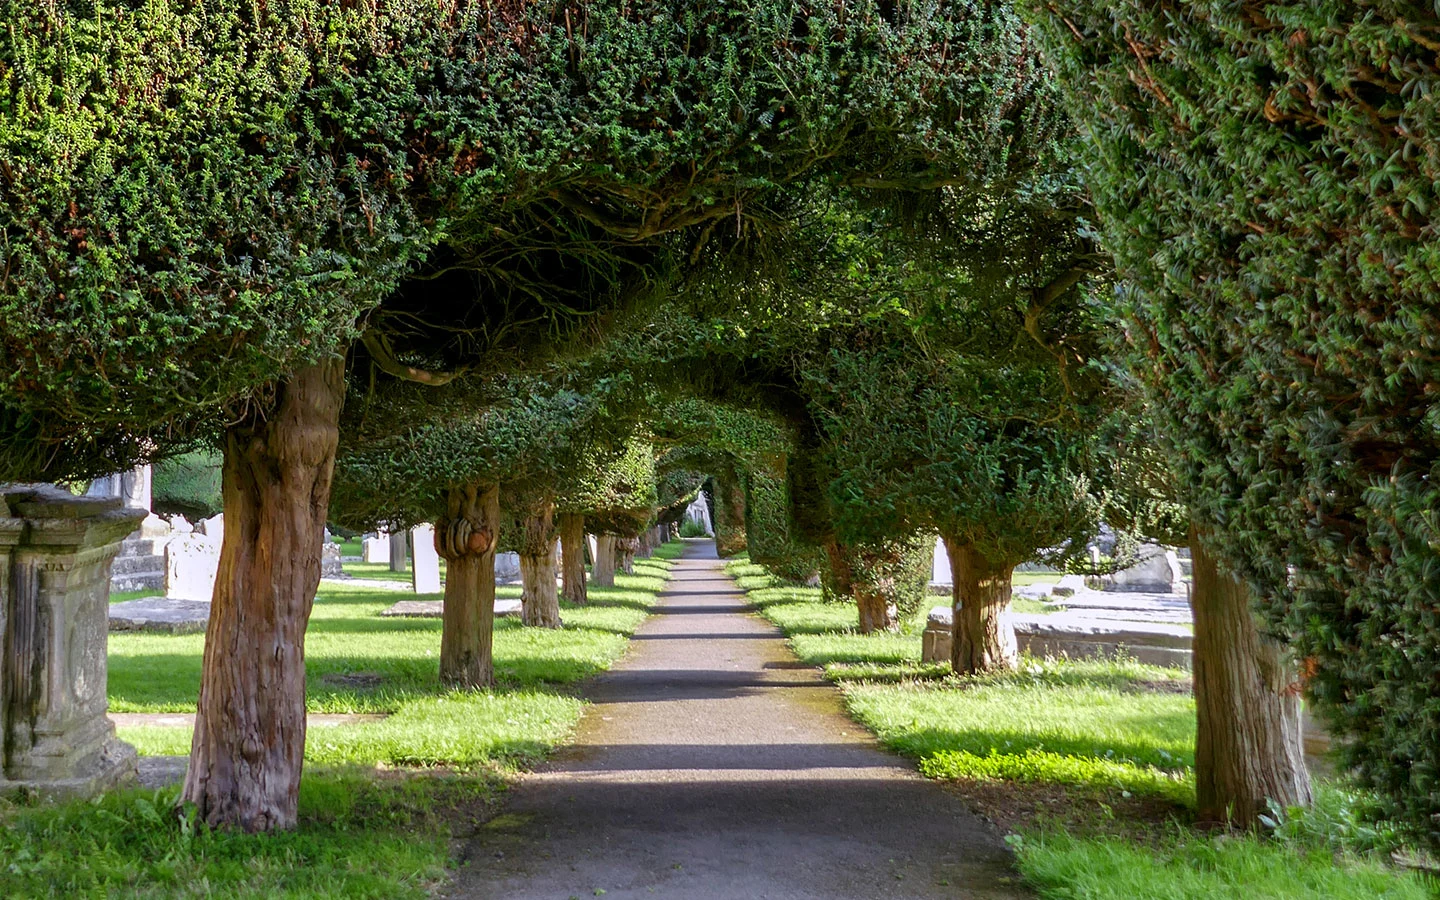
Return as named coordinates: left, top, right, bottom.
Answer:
left=446, top=541, right=1027, bottom=900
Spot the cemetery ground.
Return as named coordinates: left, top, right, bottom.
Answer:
left=0, top=543, right=684, bottom=899
left=726, top=558, right=1434, bottom=900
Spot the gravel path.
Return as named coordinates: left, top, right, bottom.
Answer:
left=444, top=540, right=1027, bottom=900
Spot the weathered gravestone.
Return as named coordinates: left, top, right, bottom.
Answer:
left=362, top=532, right=390, bottom=564
left=411, top=524, right=441, bottom=593
left=165, top=534, right=220, bottom=603
left=1105, top=542, right=1184, bottom=594
left=495, top=551, right=521, bottom=583
left=388, top=529, right=408, bottom=573
left=0, top=485, right=140, bottom=798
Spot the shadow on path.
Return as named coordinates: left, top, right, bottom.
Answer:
left=444, top=540, right=1028, bottom=900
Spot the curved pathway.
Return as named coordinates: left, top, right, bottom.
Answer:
left=445, top=541, right=1026, bottom=899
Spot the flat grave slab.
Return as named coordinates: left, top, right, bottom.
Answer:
left=108, top=597, right=211, bottom=634
left=380, top=598, right=523, bottom=618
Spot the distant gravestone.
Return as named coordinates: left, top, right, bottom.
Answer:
left=411, top=524, right=441, bottom=593
left=165, top=535, right=220, bottom=602
left=362, top=532, right=390, bottom=564
left=196, top=513, right=224, bottom=545
left=495, top=550, right=521, bottom=582
left=321, top=540, right=343, bottom=577
left=388, top=529, right=408, bottom=573
left=1106, top=542, right=1183, bottom=594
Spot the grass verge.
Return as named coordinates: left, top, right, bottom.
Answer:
left=0, top=543, right=684, bottom=899
left=727, top=556, right=1433, bottom=900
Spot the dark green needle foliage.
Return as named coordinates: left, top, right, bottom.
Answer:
left=2, top=0, right=1062, bottom=481
left=1024, top=0, right=1440, bottom=846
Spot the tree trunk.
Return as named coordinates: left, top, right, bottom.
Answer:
left=388, top=529, right=408, bottom=573
left=519, top=498, right=561, bottom=628
left=946, top=537, right=1018, bottom=674
left=822, top=539, right=855, bottom=604
left=593, top=534, right=617, bottom=587
left=437, top=483, right=500, bottom=689
left=636, top=527, right=653, bottom=559
left=559, top=512, right=587, bottom=606
left=712, top=473, right=747, bottom=557
left=616, top=535, right=639, bottom=575
left=1190, top=527, right=1312, bottom=825
left=181, top=357, right=344, bottom=832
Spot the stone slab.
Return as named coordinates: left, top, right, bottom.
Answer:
left=108, top=597, right=211, bottom=634
left=923, top=605, right=1194, bottom=669
left=380, top=599, right=523, bottom=618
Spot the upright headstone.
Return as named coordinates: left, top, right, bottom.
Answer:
left=362, top=532, right=390, bottom=564
left=930, top=536, right=952, bottom=586
left=411, top=524, right=441, bottom=594
left=494, top=551, right=521, bottom=582
left=165, top=535, right=221, bottom=602
left=389, top=529, right=409, bottom=573
left=0, top=484, right=140, bottom=797
left=320, top=530, right=343, bottom=577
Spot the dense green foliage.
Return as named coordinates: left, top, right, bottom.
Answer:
left=1024, top=1, right=1440, bottom=847
left=2, top=0, right=1062, bottom=481
left=150, top=452, right=223, bottom=519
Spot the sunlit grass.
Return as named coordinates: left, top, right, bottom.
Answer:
left=0, top=542, right=685, bottom=899
left=730, top=556, right=1431, bottom=900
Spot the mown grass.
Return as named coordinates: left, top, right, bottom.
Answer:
left=728, top=557, right=1433, bottom=900
left=0, top=543, right=684, bottom=899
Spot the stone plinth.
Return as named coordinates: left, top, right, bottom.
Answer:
left=1, top=485, right=141, bottom=798
left=922, top=605, right=1193, bottom=670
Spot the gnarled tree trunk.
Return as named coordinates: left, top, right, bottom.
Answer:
left=182, top=358, right=344, bottom=832
left=636, top=526, right=654, bottom=559
left=437, top=483, right=500, bottom=689
left=822, top=539, right=855, bottom=603
left=559, top=512, right=587, bottom=605
left=712, top=473, right=747, bottom=557
left=616, top=535, right=639, bottom=575
left=592, top=533, right=618, bottom=587
left=946, top=537, right=1017, bottom=674
left=519, top=498, right=561, bottom=628
left=1190, top=527, right=1312, bottom=825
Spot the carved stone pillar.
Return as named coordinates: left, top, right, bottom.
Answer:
left=1, top=485, right=141, bottom=798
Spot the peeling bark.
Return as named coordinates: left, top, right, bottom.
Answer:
left=182, top=358, right=344, bottom=832
left=437, top=483, right=500, bottom=689
left=559, top=512, right=587, bottom=605
left=946, top=537, right=1017, bottom=674
left=1190, top=527, right=1312, bottom=825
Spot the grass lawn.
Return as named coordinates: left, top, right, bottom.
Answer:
left=0, top=542, right=685, bottom=899
left=727, top=557, right=1434, bottom=900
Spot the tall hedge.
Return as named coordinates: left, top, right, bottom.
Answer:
left=1025, top=2, right=1440, bottom=846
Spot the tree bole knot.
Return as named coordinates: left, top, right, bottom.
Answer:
left=435, top=517, right=493, bottom=560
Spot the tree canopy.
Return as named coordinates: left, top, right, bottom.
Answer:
left=1025, top=0, right=1440, bottom=847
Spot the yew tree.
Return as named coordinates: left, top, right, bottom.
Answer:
left=1025, top=1, right=1440, bottom=844
left=6, top=0, right=1124, bottom=832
